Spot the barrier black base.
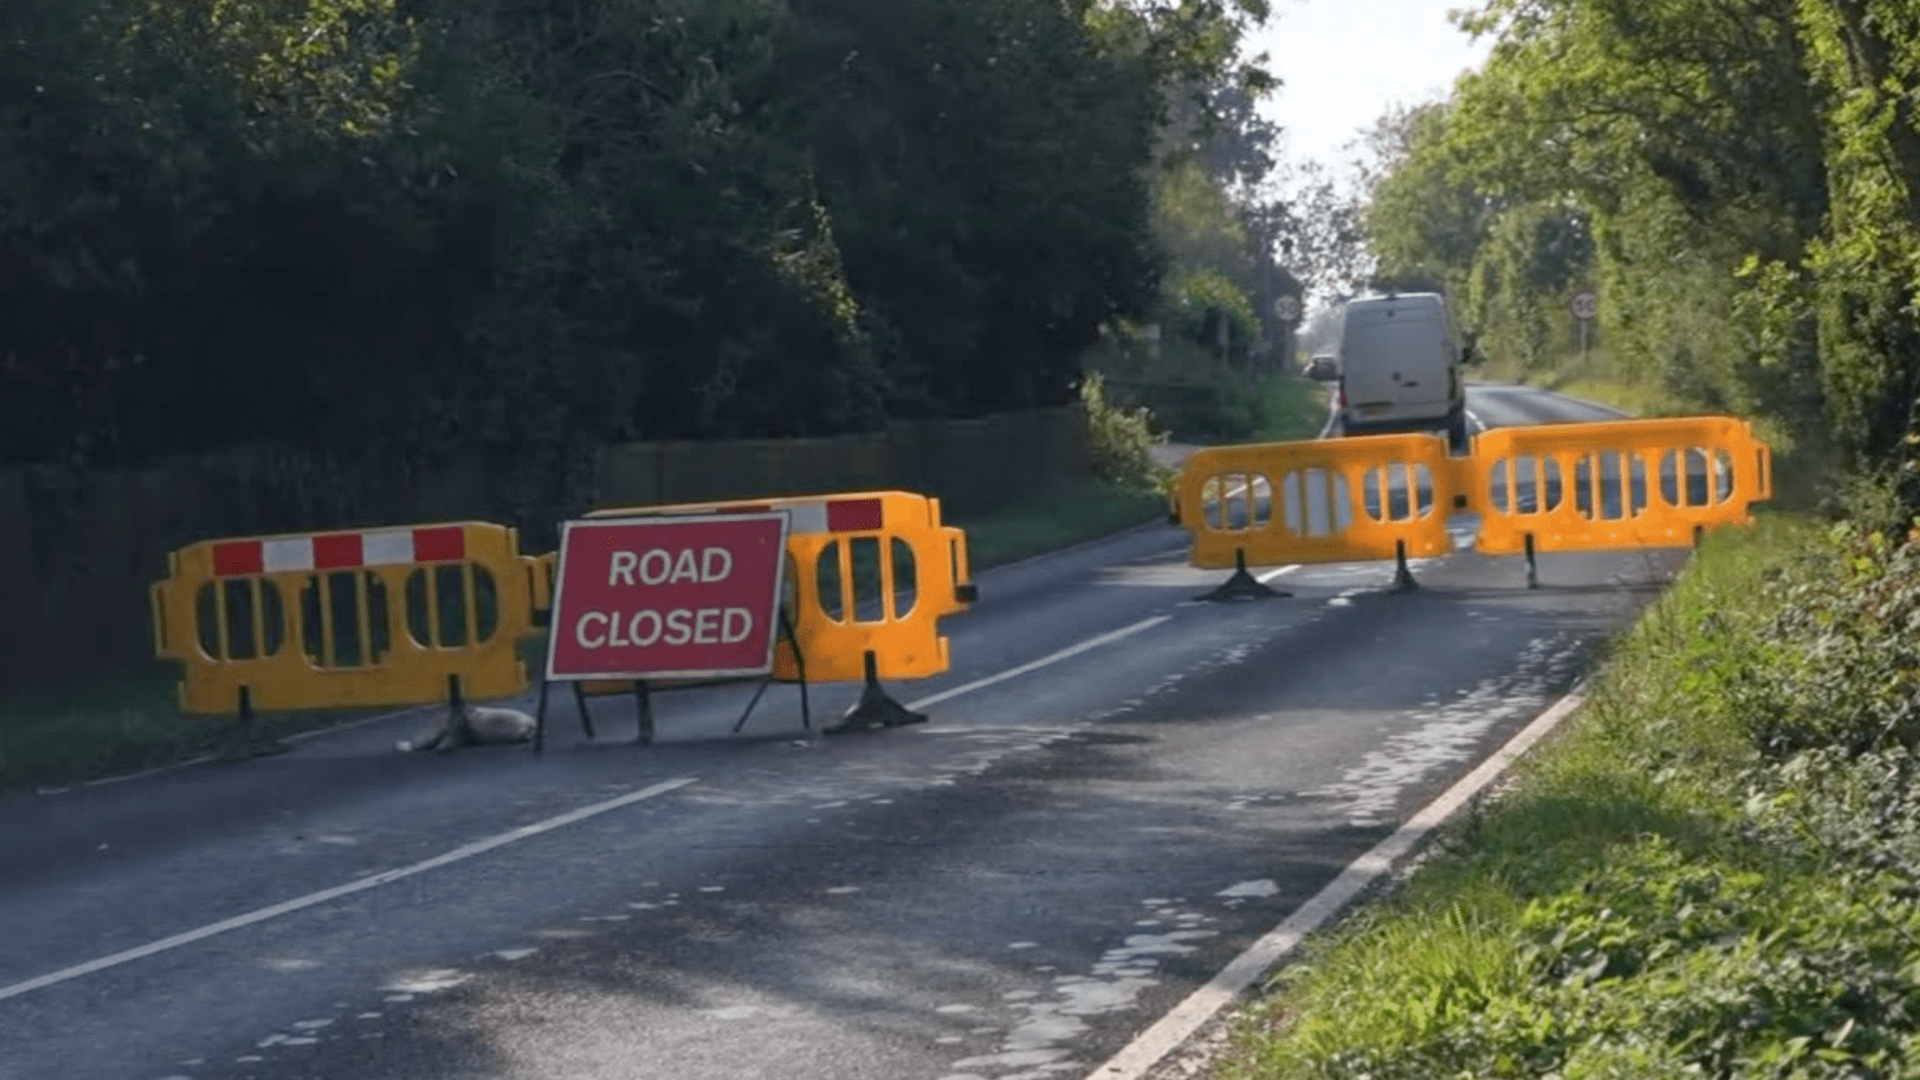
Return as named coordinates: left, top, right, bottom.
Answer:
left=824, top=651, right=927, bottom=735
left=1388, top=540, right=1420, bottom=594
left=216, top=687, right=291, bottom=762
left=1197, top=550, right=1289, bottom=602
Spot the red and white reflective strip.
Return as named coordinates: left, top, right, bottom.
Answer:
left=209, top=526, right=468, bottom=578
left=711, top=496, right=884, bottom=534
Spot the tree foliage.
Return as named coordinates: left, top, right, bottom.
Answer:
left=1353, top=0, right=1920, bottom=485
left=0, top=0, right=1272, bottom=471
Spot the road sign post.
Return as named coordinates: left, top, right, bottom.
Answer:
left=539, top=512, right=796, bottom=747
left=1273, top=294, right=1302, bottom=372
left=1570, top=290, right=1598, bottom=367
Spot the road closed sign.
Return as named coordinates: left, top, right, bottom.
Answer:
left=545, top=513, right=791, bottom=682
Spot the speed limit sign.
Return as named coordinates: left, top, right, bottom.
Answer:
left=1273, top=294, right=1302, bottom=323
left=1570, top=291, right=1598, bottom=320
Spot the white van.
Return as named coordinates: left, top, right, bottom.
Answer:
left=1313, top=292, right=1468, bottom=449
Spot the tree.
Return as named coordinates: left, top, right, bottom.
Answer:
left=1789, top=0, right=1920, bottom=481
left=1270, top=159, right=1372, bottom=306
left=1344, top=0, right=1830, bottom=449
left=1362, top=101, right=1498, bottom=305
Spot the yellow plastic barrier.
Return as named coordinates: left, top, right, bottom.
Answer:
left=582, top=491, right=974, bottom=686
left=1470, top=416, right=1773, bottom=556
left=530, top=550, right=557, bottom=617
left=151, top=521, right=542, bottom=717
left=1172, top=433, right=1457, bottom=571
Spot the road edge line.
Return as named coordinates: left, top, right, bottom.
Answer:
left=61, top=702, right=434, bottom=792
left=1084, top=678, right=1594, bottom=1080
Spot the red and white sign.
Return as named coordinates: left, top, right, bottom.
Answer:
left=211, top=526, right=466, bottom=577
left=545, top=513, right=790, bottom=682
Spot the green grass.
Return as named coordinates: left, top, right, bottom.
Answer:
left=0, top=664, right=391, bottom=793
left=957, top=478, right=1167, bottom=569
left=1213, top=511, right=1920, bottom=1079
left=0, top=478, right=1168, bottom=795
left=1240, top=374, right=1329, bottom=444
left=1539, top=371, right=1685, bottom=418
left=1119, top=370, right=1329, bottom=446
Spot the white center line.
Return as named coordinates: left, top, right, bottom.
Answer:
left=0, top=777, right=699, bottom=1003
left=14, top=595, right=1199, bottom=1004
left=7, top=611, right=1188, bottom=1003
left=907, top=616, right=1174, bottom=711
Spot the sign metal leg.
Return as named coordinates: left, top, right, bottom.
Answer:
left=571, top=681, right=598, bottom=740
left=635, top=681, right=655, bottom=745
left=533, top=677, right=551, bottom=755
left=784, top=607, right=811, bottom=732
left=732, top=677, right=774, bottom=734
left=732, top=608, right=812, bottom=734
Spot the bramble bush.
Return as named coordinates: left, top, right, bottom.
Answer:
left=1081, top=371, right=1167, bottom=492
left=1726, top=520, right=1920, bottom=759
left=1229, top=514, right=1920, bottom=1080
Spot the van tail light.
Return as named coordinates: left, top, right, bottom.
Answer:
left=1336, top=379, right=1348, bottom=409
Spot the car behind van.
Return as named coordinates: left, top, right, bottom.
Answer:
left=1313, top=292, right=1468, bottom=449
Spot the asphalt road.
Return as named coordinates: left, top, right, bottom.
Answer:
left=0, top=383, right=1686, bottom=1080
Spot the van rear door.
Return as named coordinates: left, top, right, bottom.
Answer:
left=1341, top=317, right=1450, bottom=421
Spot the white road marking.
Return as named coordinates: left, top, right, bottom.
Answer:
left=0, top=777, right=698, bottom=1003
left=906, top=616, right=1173, bottom=711
left=1084, top=680, right=1595, bottom=1080
left=6, top=613, right=1187, bottom=1001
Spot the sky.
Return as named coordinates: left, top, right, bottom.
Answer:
left=1245, top=0, right=1497, bottom=174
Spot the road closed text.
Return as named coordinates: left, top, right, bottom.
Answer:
left=573, top=544, right=760, bottom=650
left=574, top=606, right=755, bottom=649
left=548, top=516, right=787, bottom=680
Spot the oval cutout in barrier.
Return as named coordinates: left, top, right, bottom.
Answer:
left=1280, top=468, right=1352, bottom=538
left=1202, top=473, right=1272, bottom=531
left=891, top=537, right=918, bottom=620
left=1362, top=462, right=1435, bottom=523
left=195, top=579, right=287, bottom=661
left=1487, top=455, right=1565, bottom=515
left=299, top=571, right=393, bottom=669
left=404, top=564, right=501, bottom=648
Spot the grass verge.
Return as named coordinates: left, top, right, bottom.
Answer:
left=1215, top=508, right=1920, bottom=1078
left=1540, top=371, right=1685, bottom=418
left=1110, top=371, right=1327, bottom=446
left=0, top=478, right=1167, bottom=796
left=957, top=478, right=1167, bottom=569
left=0, top=667, right=398, bottom=795
left=1241, top=374, right=1329, bottom=443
